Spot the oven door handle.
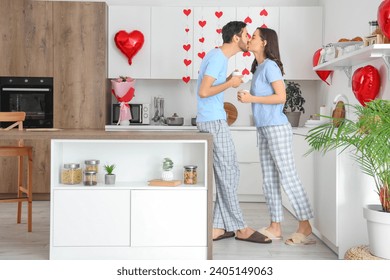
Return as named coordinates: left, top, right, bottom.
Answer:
left=1, top=88, right=50, bottom=92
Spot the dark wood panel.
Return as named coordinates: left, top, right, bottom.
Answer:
left=53, top=2, right=107, bottom=129
left=0, top=0, right=53, bottom=76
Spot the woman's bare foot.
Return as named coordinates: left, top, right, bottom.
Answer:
left=264, top=222, right=282, bottom=238
left=235, top=227, right=256, bottom=239
left=296, top=220, right=312, bottom=236
left=213, top=228, right=226, bottom=240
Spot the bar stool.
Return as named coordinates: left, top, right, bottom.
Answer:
left=0, top=112, right=33, bottom=232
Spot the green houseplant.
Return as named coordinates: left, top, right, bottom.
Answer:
left=104, top=164, right=116, bottom=185
left=161, top=157, right=174, bottom=181
left=284, top=81, right=305, bottom=127
left=306, top=99, right=390, bottom=259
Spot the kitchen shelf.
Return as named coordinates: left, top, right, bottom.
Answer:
left=313, top=44, right=390, bottom=81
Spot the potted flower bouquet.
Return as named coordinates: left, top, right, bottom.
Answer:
left=111, top=76, right=136, bottom=125
left=306, top=99, right=390, bottom=259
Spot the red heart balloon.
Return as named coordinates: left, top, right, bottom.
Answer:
left=313, top=48, right=333, bottom=85
left=352, top=65, right=381, bottom=106
left=378, top=0, right=390, bottom=39
left=114, top=30, right=144, bottom=65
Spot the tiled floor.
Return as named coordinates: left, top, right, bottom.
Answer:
left=0, top=201, right=337, bottom=260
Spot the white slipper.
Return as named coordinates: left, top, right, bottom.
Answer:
left=285, top=232, right=316, bottom=246
left=259, top=227, right=283, bottom=240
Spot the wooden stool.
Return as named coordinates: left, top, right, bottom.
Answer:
left=0, top=112, right=33, bottom=232
left=344, top=245, right=383, bottom=260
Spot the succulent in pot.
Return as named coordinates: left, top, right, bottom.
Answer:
left=162, top=157, right=174, bottom=181
left=283, top=81, right=305, bottom=127
left=104, top=164, right=116, bottom=185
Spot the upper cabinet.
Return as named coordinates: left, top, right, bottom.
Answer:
left=108, top=6, right=151, bottom=79
left=279, top=7, right=323, bottom=80
left=108, top=6, right=323, bottom=80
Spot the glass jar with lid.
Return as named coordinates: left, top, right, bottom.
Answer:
left=61, top=163, right=82, bottom=185
left=84, top=159, right=100, bottom=173
left=183, top=165, right=197, bottom=185
left=83, top=170, right=97, bottom=186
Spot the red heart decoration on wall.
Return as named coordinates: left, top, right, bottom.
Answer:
left=216, top=28, right=222, bottom=34
left=244, top=16, right=252, bottom=24
left=243, top=51, right=251, bottom=57
left=185, top=28, right=190, bottom=33
left=215, top=11, right=223, bottom=18
left=183, top=9, right=191, bottom=16
left=260, top=9, right=268, bottom=16
left=114, top=30, right=144, bottom=65
left=352, top=65, right=380, bottom=106
left=199, top=37, right=205, bottom=43
left=183, top=44, right=191, bottom=51
left=198, top=52, right=205, bottom=59
left=182, top=76, right=190, bottom=83
left=261, top=24, right=268, bottom=28
left=183, top=59, right=192, bottom=66
left=242, top=68, right=250, bottom=75
left=199, top=20, right=207, bottom=27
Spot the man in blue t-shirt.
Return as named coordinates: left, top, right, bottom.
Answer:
left=196, top=21, right=271, bottom=244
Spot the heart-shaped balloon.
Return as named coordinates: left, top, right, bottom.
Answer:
left=378, top=0, right=390, bottom=39
left=313, top=48, right=333, bottom=85
left=114, top=30, right=144, bottom=65
left=352, top=65, right=381, bottom=106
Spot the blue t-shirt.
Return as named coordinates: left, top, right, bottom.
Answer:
left=250, top=58, right=288, bottom=127
left=196, top=48, right=228, bottom=122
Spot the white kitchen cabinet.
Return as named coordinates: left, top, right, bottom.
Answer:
left=50, top=138, right=211, bottom=260
left=108, top=6, right=151, bottom=79
left=231, top=129, right=264, bottom=202
left=150, top=7, right=194, bottom=79
left=279, top=7, right=322, bottom=80
left=193, top=7, right=237, bottom=78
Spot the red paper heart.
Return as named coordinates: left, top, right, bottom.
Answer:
left=198, top=52, right=205, bottom=59
left=199, top=20, right=207, bottom=28
left=261, top=23, right=268, bottom=28
left=352, top=65, right=380, bottom=106
left=182, top=76, right=190, bottom=83
left=243, top=51, right=251, bottom=57
left=183, top=44, right=191, bottom=51
left=247, top=34, right=251, bottom=39
left=312, top=48, right=333, bottom=85
left=216, top=28, right=222, bottom=34
left=242, top=68, right=250, bottom=75
left=114, top=30, right=144, bottom=65
left=378, top=0, right=390, bottom=39
left=199, top=37, right=205, bottom=43
left=215, top=11, right=223, bottom=18
left=260, top=9, right=268, bottom=16
left=183, top=9, right=191, bottom=16
left=185, top=28, right=190, bottom=33
left=244, top=16, right=252, bottom=24
left=183, top=59, right=192, bottom=66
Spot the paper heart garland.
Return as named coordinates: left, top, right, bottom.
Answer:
left=215, top=11, right=223, bottom=18
left=244, top=16, right=252, bottom=24
left=312, top=48, right=333, bottom=85
left=260, top=9, right=268, bottom=16
left=182, top=76, right=190, bottom=83
left=114, top=30, right=144, bottom=65
left=378, top=0, right=390, bottom=39
left=183, top=9, right=191, bottom=16
left=352, top=65, right=380, bottom=106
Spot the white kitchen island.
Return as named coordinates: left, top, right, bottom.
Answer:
left=34, top=130, right=214, bottom=260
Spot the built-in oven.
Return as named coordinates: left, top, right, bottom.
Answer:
left=0, top=76, right=53, bottom=128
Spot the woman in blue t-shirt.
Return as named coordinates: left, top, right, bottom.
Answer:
left=238, top=27, right=315, bottom=246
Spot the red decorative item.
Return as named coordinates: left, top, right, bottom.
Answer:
left=198, top=20, right=207, bottom=28
left=215, top=11, right=223, bottom=18
left=216, top=28, right=222, bottom=34
left=244, top=16, right=252, bottom=24
left=198, top=52, right=205, bottom=59
left=260, top=9, right=268, bottom=16
left=378, top=0, right=390, bottom=39
left=182, top=76, right=190, bottom=83
left=183, top=44, right=191, bottom=51
left=114, top=30, right=144, bottom=65
left=199, top=37, right=205, bottom=43
left=243, top=51, right=251, bottom=57
left=261, top=24, right=268, bottom=28
left=242, top=68, right=250, bottom=75
left=185, top=28, right=190, bottom=33
left=312, top=48, right=333, bottom=85
left=352, top=65, right=381, bottom=106
left=183, top=59, right=192, bottom=66
left=183, top=9, right=191, bottom=16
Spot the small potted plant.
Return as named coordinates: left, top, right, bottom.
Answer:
left=161, top=158, right=174, bottom=181
left=104, top=164, right=116, bottom=185
left=284, top=81, right=305, bottom=127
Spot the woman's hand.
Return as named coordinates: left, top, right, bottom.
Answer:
left=237, top=90, right=251, bottom=103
